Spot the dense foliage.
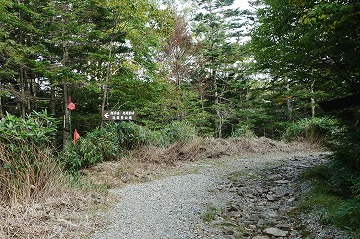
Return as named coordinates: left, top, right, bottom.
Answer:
left=0, top=110, right=57, bottom=145
left=249, top=0, right=360, bottom=234
left=1, top=0, right=360, bottom=230
left=61, top=121, right=197, bottom=172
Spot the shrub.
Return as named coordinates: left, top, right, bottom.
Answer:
left=117, top=121, right=150, bottom=149
left=118, top=121, right=197, bottom=148
left=283, top=117, right=342, bottom=143
left=154, top=121, right=197, bottom=147
left=330, top=198, right=360, bottom=236
left=61, top=121, right=198, bottom=172
left=231, top=124, right=255, bottom=138
left=299, top=126, right=360, bottom=237
left=0, top=111, right=63, bottom=204
left=0, top=110, right=58, bottom=146
left=326, top=127, right=360, bottom=237
left=61, top=124, right=121, bottom=172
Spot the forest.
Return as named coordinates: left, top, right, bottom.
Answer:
left=0, top=0, right=360, bottom=236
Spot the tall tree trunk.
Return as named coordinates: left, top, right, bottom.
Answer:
left=213, top=70, right=222, bottom=138
left=100, top=27, right=115, bottom=128
left=100, top=85, right=108, bottom=128
left=0, top=80, right=3, bottom=118
left=20, top=66, right=26, bottom=117
left=50, top=86, right=56, bottom=116
left=63, top=84, right=70, bottom=146
left=311, top=80, right=316, bottom=118
left=30, top=78, right=37, bottom=111
left=355, top=106, right=360, bottom=126
left=61, top=14, right=71, bottom=146
left=286, top=83, right=292, bottom=120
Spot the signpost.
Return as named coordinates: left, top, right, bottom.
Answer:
left=102, top=110, right=137, bottom=147
left=102, top=110, right=137, bottom=121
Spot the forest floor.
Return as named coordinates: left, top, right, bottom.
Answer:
left=0, top=137, right=351, bottom=238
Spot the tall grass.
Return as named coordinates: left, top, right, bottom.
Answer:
left=0, top=142, right=64, bottom=205
left=0, top=112, right=63, bottom=205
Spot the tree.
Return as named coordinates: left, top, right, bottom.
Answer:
left=250, top=0, right=360, bottom=100
left=159, top=14, right=200, bottom=86
left=0, top=0, right=49, bottom=117
left=192, top=0, right=247, bottom=137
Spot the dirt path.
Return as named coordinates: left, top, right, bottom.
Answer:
left=89, top=152, right=348, bottom=239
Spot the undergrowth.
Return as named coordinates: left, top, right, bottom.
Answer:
left=299, top=162, right=360, bottom=237
left=0, top=112, right=62, bottom=204
left=0, top=112, right=110, bottom=238
left=61, top=121, right=198, bottom=172
left=0, top=142, right=64, bottom=205
left=283, top=117, right=342, bottom=143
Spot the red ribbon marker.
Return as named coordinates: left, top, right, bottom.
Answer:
left=74, top=129, right=80, bottom=146
left=67, top=97, right=76, bottom=110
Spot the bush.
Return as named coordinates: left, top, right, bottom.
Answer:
left=300, top=163, right=360, bottom=237
left=118, top=121, right=197, bottom=148
left=231, top=124, right=255, bottom=138
left=283, top=117, right=342, bottom=143
left=117, top=121, right=151, bottom=149
left=329, top=198, right=360, bottom=236
left=0, top=110, right=58, bottom=146
left=299, top=126, right=360, bottom=237
left=61, top=121, right=198, bottom=172
left=326, top=127, right=360, bottom=237
left=153, top=121, right=197, bottom=147
left=0, top=111, right=63, bottom=204
left=61, top=124, right=121, bottom=173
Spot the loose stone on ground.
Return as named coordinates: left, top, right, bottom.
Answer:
left=90, top=153, right=351, bottom=239
left=210, top=154, right=351, bottom=239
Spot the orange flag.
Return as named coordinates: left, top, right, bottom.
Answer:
left=74, top=129, right=80, bottom=146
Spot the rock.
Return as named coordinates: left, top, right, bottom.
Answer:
left=275, top=223, right=292, bottom=231
left=263, top=227, right=288, bottom=237
left=274, top=180, right=292, bottom=184
left=257, top=219, right=265, bottom=226
left=248, top=224, right=257, bottom=230
left=288, top=197, right=296, bottom=203
left=223, top=227, right=235, bottom=235
left=56, top=218, right=79, bottom=228
left=264, top=210, right=278, bottom=218
left=245, top=193, right=255, bottom=198
left=224, top=235, right=236, bottom=239
left=227, top=204, right=240, bottom=212
left=255, top=187, right=264, bottom=193
left=216, top=154, right=349, bottom=239
left=267, top=174, right=283, bottom=180
left=266, top=194, right=275, bottom=201
left=252, top=236, right=270, bottom=239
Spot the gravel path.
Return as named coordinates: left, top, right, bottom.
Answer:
left=90, top=153, right=334, bottom=239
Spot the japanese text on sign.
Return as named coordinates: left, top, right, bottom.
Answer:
left=102, top=110, right=137, bottom=121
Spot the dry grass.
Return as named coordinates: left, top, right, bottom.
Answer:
left=0, top=142, right=115, bottom=238
left=135, top=136, right=320, bottom=163
left=0, top=143, right=63, bottom=204
left=0, top=187, right=115, bottom=238
left=0, top=136, right=319, bottom=238
left=80, top=136, right=321, bottom=188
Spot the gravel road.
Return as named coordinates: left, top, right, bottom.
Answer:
left=90, top=153, right=325, bottom=239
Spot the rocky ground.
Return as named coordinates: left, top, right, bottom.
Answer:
left=90, top=152, right=353, bottom=239
left=212, top=153, right=351, bottom=239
